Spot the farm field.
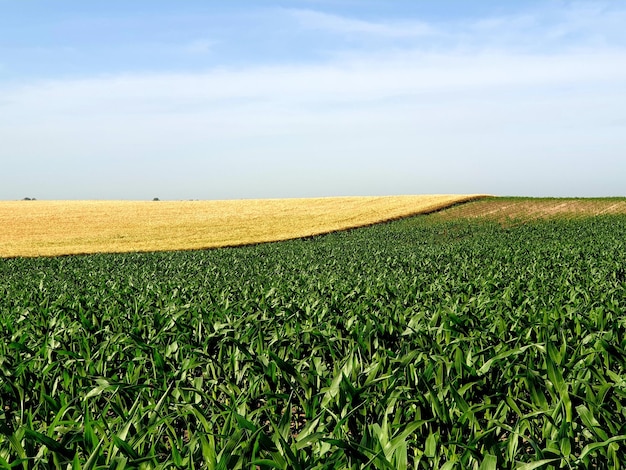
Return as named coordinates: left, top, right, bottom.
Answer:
left=1, top=202, right=626, bottom=468
left=0, top=195, right=483, bottom=258
left=431, top=197, right=626, bottom=224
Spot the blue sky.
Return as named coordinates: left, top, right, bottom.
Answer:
left=1, top=1, right=625, bottom=199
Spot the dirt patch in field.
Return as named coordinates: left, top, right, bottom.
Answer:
left=431, top=198, right=626, bottom=224
left=0, top=194, right=485, bottom=257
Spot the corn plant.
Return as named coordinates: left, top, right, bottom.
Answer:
left=1, top=215, right=625, bottom=468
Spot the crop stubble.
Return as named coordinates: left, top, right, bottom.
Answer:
left=431, top=197, right=626, bottom=224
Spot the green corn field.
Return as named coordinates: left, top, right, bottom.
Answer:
left=1, top=215, right=625, bottom=469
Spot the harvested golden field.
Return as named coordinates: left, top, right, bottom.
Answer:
left=0, top=195, right=483, bottom=258
left=431, top=197, right=626, bottom=224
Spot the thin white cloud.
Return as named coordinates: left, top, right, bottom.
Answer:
left=462, top=2, right=626, bottom=52
left=2, top=49, right=624, bottom=177
left=3, top=47, right=625, bottom=123
left=287, top=2, right=626, bottom=54
left=180, top=39, right=216, bottom=55
left=288, top=9, right=437, bottom=38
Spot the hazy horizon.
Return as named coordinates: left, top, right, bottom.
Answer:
left=2, top=1, right=625, bottom=200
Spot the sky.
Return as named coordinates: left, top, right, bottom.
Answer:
left=1, top=1, right=625, bottom=200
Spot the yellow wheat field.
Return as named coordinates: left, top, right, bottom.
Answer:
left=0, top=195, right=483, bottom=258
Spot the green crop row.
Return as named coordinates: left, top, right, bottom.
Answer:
left=1, top=216, right=625, bottom=469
